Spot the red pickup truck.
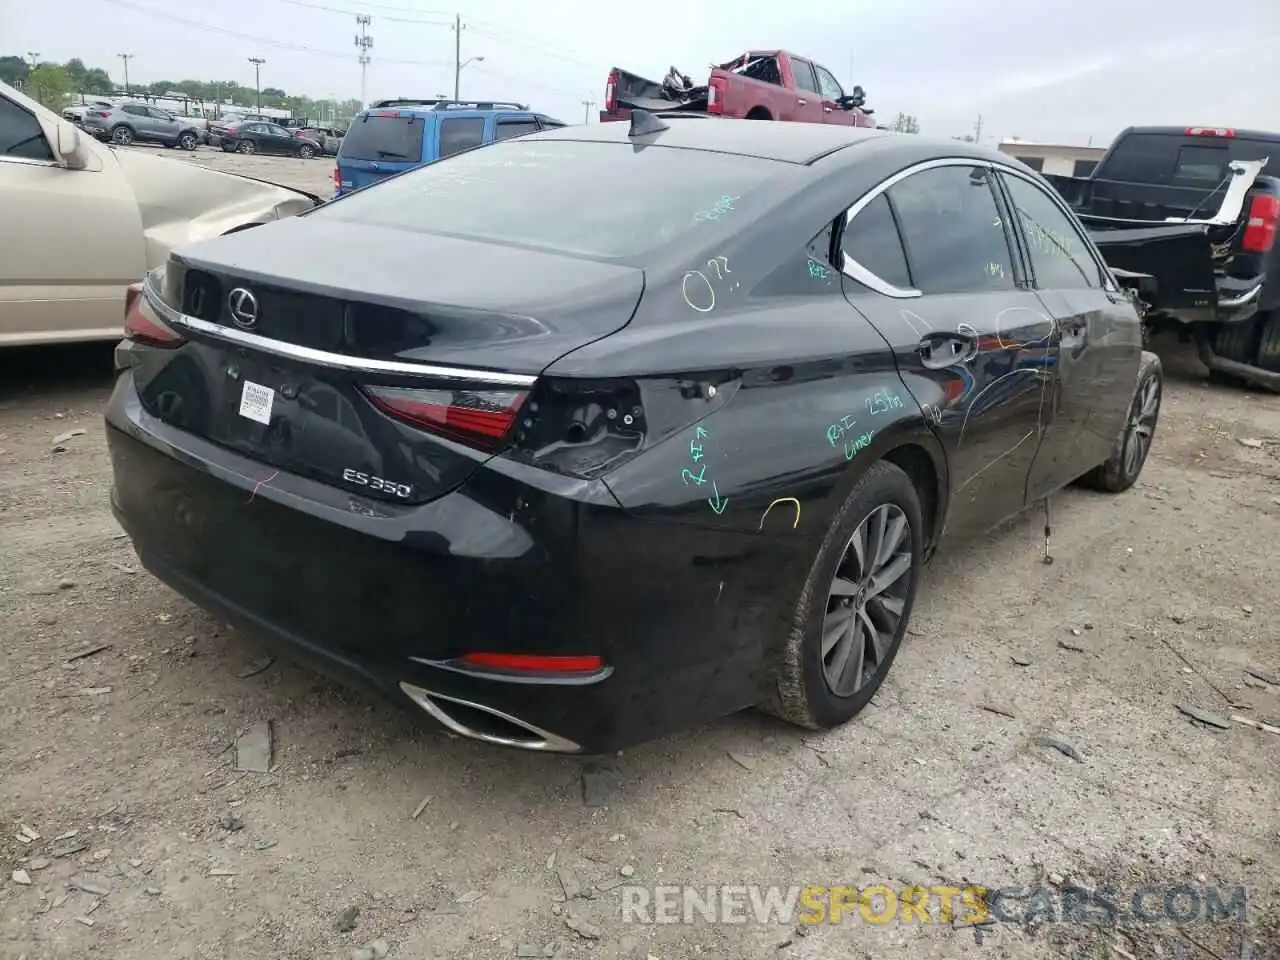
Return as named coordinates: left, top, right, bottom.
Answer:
left=600, top=50, right=875, bottom=127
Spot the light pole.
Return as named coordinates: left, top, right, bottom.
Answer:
left=26, top=52, right=40, bottom=69
left=118, top=53, right=133, bottom=95
left=454, top=56, right=484, bottom=100
left=581, top=100, right=596, bottom=124
left=248, top=57, right=265, bottom=110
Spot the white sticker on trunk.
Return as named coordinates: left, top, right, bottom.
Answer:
left=238, top=380, right=275, bottom=425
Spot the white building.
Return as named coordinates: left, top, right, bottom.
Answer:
left=998, top=138, right=1107, bottom=177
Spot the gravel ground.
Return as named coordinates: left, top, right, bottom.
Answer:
left=0, top=337, right=1278, bottom=960
left=121, top=142, right=337, bottom=198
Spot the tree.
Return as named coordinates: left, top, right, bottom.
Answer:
left=891, top=112, right=920, bottom=134
left=27, top=64, right=72, bottom=111
left=0, top=55, right=28, bottom=86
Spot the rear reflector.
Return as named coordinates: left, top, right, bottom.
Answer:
left=364, top=385, right=528, bottom=452
left=123, top=283, right=185, bottom=348
left=1186, top=127, right=1235, bottom=137
left=1241, top=194, right=1279, bottom=253
left=460, top=653, right=604, bottom=674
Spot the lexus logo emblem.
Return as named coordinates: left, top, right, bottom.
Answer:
left=227, top=288, right=259, bottom=329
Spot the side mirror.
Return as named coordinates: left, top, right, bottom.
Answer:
left=56, top=121, right=91, bottom=170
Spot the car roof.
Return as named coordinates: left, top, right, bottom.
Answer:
left=521, top=118, right=1012, bottom=168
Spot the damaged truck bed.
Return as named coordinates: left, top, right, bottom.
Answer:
left=600, top=50, right=874, bottom=128
left=1044, top=126, right=1280, bottom=390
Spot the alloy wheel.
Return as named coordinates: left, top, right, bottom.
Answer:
left=820, top=503, right=912, bottom=697
left=1123, top=373, right=1160, bottom=477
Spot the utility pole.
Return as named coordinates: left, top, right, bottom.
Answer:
left=26, top=52, right=40, bottom=69
left=453, top=13, right=463, bottom=100
left=581, top=100, right=595, bottom=124
left=973, top=114, right=984, bottom=144
left=248, top=57, right=265, bottom=110
left=354, top=15, right=372, bottom=108
left=118, top=53, right=133, bottom=95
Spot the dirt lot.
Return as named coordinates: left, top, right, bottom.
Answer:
left=124, top=143, right=337, bottom=198
left=1, top=338, right=1278, bottom=960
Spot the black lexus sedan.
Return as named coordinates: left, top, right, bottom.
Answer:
left=106, top=114, right=1162, bottom=754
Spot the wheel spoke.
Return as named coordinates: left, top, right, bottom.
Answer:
left=834, top=615, right=867, bottom=694
left=877, top=511, right=908, bottom=567
left=866, top=553, right=911, bottom=600
left=822, top=606, right=854, bottom=655
left=859, top=607, right=885, bottom=662
left=865, top=507, right=888, bottom=574
left=825, top=620, right=857, bottom=689
left=829, top=576, right=859, bottom=598
left=848, top=524, right=868, bottom=577
left=1141, top=380, right=1160, bottom=419
left=1123, top=433, right=1139, bottom=473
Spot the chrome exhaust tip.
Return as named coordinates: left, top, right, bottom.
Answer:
left=399, top=682, right=581, bottom=754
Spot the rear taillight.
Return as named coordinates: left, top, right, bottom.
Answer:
left=459, top=653, right=604, bottom=675
left=333, top=164, right=340, bottom=192
left=123, top=284, right=185, bottom=348
left=364, top=385, right=528, bottom=453
left=707, top=76, right=727, bottom=114
left=604, top=69, right=618, bottom=113
left=1241, top=194, right=1280, bottom=253
left=1186, top=127, right=1235, bottom=137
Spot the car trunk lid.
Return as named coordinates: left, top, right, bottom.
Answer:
left=139, top=218, right=644, bottom=506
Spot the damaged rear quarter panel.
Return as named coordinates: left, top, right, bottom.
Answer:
left=111, top=148, right=317, bottom=269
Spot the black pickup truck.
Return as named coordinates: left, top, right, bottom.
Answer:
left=1043, top=126, right=1280, bottom=390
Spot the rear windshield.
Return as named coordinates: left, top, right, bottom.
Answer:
left=339, top=115, right=425, bottom=162
left=316, top=139, right=791, bottom=260
left=1099, top=132, right=1277, bottom=184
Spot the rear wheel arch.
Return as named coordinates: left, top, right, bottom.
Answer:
left=745, top=107, right=772, bottom=120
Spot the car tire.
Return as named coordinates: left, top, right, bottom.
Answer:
left=1253, top=311, right=1280, bottom=373
left=110, top=125, right=134, bottom=146
left=1078, top=352, right=1162, bottom=494
left=237, top=140, right=255, bottom=155
left=759, top=459, right=923, bottom=730
left=298, top=144, right=315, bottom=159
left=178, top=132, right=198, bottom=151
left=1214, top=317, right=1258, bottom=363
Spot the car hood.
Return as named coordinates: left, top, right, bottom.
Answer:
left=108, top=146, right=321, bottom=270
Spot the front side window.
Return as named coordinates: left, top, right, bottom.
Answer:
left=841, top=193, right=911, bottom=290
left=439, top=117, right=485, bottom=158
left=0, top=96, right=55, bottom=162
left=791, top=59, right=820, bottom=95
left=494, top=119, right=539, bottom=141
left=1001, top=174, right=1102, bottom=290
left=814, top=65, right=844, bottom=102
left=888, top=165, right=1016, bottom=295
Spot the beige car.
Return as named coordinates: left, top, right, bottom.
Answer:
left=0, top=81, right=321, bottom=347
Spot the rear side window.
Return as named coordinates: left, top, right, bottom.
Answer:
left=319, top=139, right=791, bottom=261
left=0, top=97, right=54, bottom=162
left=888, top=165, right=1016, bottom=295
left=1001, top=174, right=1102, bottom=290
left=841, top=194, right=911, bottom=289
left=340, top=115, right=425, bottom=162
left=439, top=117, right=486, bottom=157
left=494, top=119, right=539, bottom=141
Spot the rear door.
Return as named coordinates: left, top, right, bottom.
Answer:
left=147, top=107, right=180, bottom=142
left=995, top=169, right=1140, bottom=500
left=260, top=123, right=296, bottom=155
left=786, top=57, right=826, bottom=125
left=838, top=161, right=1060, bottom=539
left=336, top=111, right=427, bottom=193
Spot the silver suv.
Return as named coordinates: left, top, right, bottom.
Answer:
left=82, top=102, right=201, bottom=150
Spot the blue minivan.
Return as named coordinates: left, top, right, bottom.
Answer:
left=332, top=98, right=566, bottom=197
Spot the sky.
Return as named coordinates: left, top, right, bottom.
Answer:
left=5, top=0, right=1279, bottom=144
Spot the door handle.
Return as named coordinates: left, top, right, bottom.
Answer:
left=824, top=106, right=833, bottom=113
left=919, top=333, right=977, bottom=369
left=797, top=98, right=808, bottom=106
left=1060, top=319, right=1087, bottom=346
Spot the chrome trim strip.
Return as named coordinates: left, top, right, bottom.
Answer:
left=0, top=155, right=60, bottom=168
left=399, top=682, right=582, bottom=753
left=141, top=272, right=538, bottom=387
left=1219, top=283, right=1263, bottom=309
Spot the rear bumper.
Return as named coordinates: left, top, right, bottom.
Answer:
left=105, top=375, right=780, bottom=753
